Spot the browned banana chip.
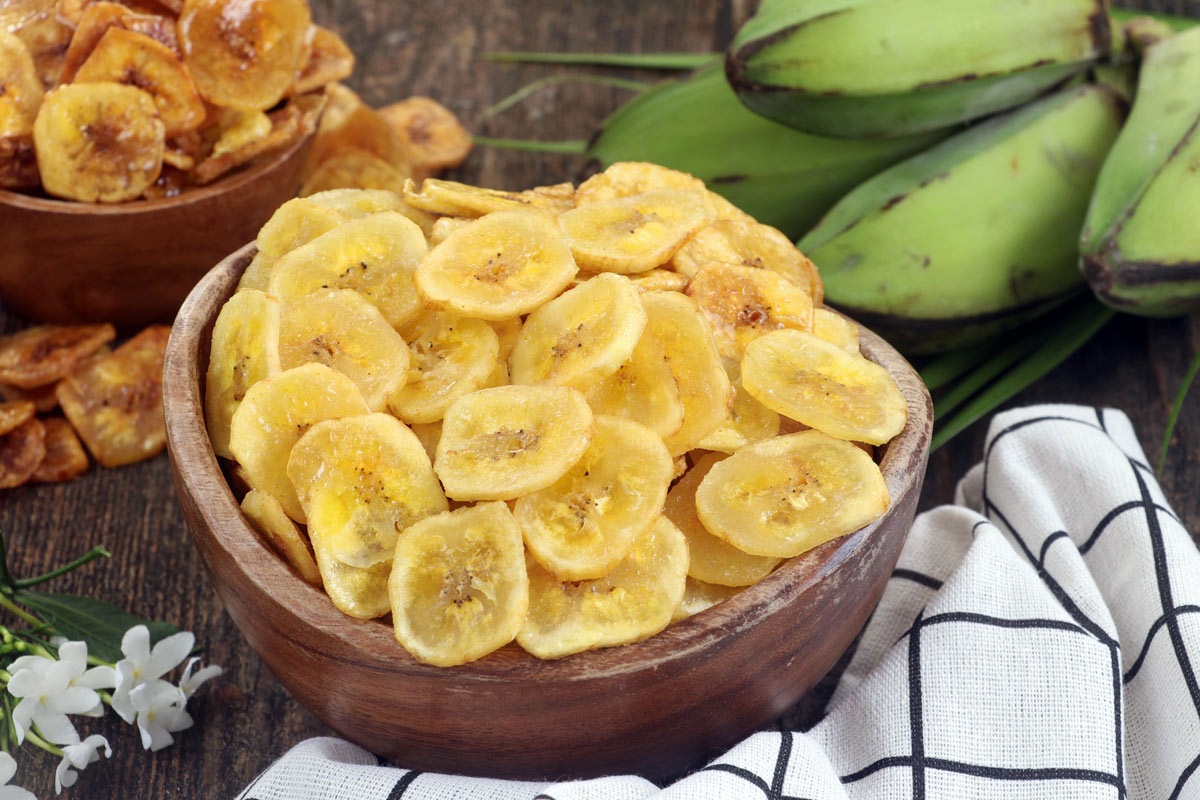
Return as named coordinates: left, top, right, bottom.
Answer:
left=0, top=136, right=39, bottom=190
left=31, top=417, right=88, bottom=483
left=559, top=190, right=712, bottom=274
left=74, top=27, right=204, bottom=136
left=686, top=263, right=814, bottom=359
left=0, top=402, right=35, bottom=437
left=160, top=144, right=193, bottom=171
left=60, top=2, right=179, bottom=83
left=192, top=99, right=308, bottom=184
left=298, top=147, right=409, bottom=196
left=56, top=0, right=180, bottom=28
left=178, top=0, right=311, bottom=111
left=289, top=25, right=353, bottom=97
left=34, top=82, right=164, bottom=203
left=377, top=96, right=472, bottom=179
left=673, top=218, right=823, bottom=303
left=0, top=381, right=58, bottom=413
left=56, top=325, right=169, bottom=468
left=0, top=418, right=45, bottom=489
left=307, top=93, right=406, bottom=172
left=140, top=164, right=187, bottom=199
left=1, top=0, right=70, bottom=87
left=0, top=324, right=115, bottom=389
left=0, top=32, right=43, bottom=139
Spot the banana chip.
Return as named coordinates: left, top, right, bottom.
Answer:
left=515, top=415, right=673, bottom=581
left=695, top=361, right=780, bottom=454
left=0, top=32, right=43, bottom=138
left=742, top=330, right=906, bottom=446
left=290, top=26, right=353, bottom=97
left=429, top=216, right=470, bottom=246
left=508, top=273, right=646, bottom=392
left=240, top=488, right=321, bottom=585
left=193, top=99, right=312, bottom=185
left=575, top=162, right=711, bottom=210
left=517, top=515, right=688, bottom=660
left=390, top=502, right=528, bottom=667
left=0, top=135, right=39, bottom=189
left=288, top=413, right=447, bottom=570
left=1, top=0, right=70, bottom=88
left=630, top=268, right=688, bottom=293
left=409, top=420, right=441, bottom=463
left=673, top=218, right=822, bottom=302
left=0, top=323, right=115, bottom=389
left=238, top=197, right=345, bottom=291
left=228, top=363, right=370, bottom=522
left=559, top=189, right=711, bottom=274
left=664, top=451, right=780, bottom=586
left=672, top=577, right=742, bottom=622
left=307, top=91, right=406, bottom=173
left=387, top=311, right=498, bottom=424
left=31, top=417, right=88, bottom=483
left=489, top=317, right=522, bottom=364
left=687, top=263, right=814, bottom=359
left=1, top=380, right=57, bottom=413
left=269, top=211, right=427, bottom=328
left=813, top=308, right=860, bottom=354
left=377, top=96, right=472, bottom=179
left=33, top=82, right=164, bottom=203
left=416, top=210, right=578, bottom=320
left=434, top=385, right=593, bottom=501
left=60, top=2, right=180, bottom=84
left=178, top=0, right=311, bottom=111
left=0, top=417, right=45, bottom=489
left=0, top=402, right=35, bottom=437
left=696, top=430, right=889, bottom=558
left=205, top=289, right=280, bottom=459
left=209, top=109, right=272, bottom=158
left=317, top=554, right=392, bottom=620
left=299, top=147, right=409, bottom=196
left=56, top=325, right=169, bottom=468
left=583, top=319, right=685, bottom=442
left=402, top=177, right=571, bottom=218
left=305, top=186, right=435, bottom=237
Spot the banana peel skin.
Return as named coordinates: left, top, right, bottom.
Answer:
left=1081, top=26, right=1200, bottom=317
left=799, top=84, right=1126, bottom=355
left=585, top=66, right=944, bottom=238
left=727, top=0, right=1112, bottom=139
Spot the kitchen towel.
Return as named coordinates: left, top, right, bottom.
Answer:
left=236, top=405, right=1200, bottom=799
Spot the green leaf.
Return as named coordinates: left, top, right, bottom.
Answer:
left=1110, top=8, right=1198, bottom=32
left=471, top=136, right=589, bottom=153
left=482, top=51, right=717, bottom=69
left=919, top=338, right=1007, bottom=392
left=481, top=73, right=648, bottom=120
left=13, top=591, right=180, bottom=663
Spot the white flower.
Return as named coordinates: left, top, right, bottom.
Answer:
left=111, top=626, right=193, bottom=724
left=177, top=657, right=222, bottom=702
left=54, top=734, right=111, bottom=795
left=8, top=642, right=115, bottom=746
left=0, top=752, right=36, bottom=800
left=130, top=682, right=192, bottom=752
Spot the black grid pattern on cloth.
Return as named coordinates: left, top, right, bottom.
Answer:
left=697, top=733, right=817, bottom=800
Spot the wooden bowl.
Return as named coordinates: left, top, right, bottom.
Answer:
left=163, top=244, right=933, bottom=781
left=0, top=134, right=312, bottom=329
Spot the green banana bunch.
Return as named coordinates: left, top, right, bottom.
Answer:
left=1080, top=26, right=1200, bottom=316
left=586, top=66, right=943, bottom=238
left=727, top=0, right=1112, bottom=138
left=798, top=84, right=1125, bottom=354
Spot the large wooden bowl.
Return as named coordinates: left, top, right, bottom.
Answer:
left=163, top=245, right=933, bottom=781
left=0, top=133, right=312, bottom=329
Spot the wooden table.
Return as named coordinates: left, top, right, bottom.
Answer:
left=2, top=1, right=1198, bottom=795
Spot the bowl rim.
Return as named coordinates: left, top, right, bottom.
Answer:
left=164, top=243, right=934, bottom=681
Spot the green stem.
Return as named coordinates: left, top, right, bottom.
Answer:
left=933, top=333, right=1044, bottom=421
left=13, top=546, right=111, bottom=588
left=25, top=729, right=63, bottom=757
left=1157, top=344, right=1200, bottom=477
left=0, top=533, right=15, bottom=590
left=471, top=136, right=589, bottom=154
left=481, top=73, right=649, bottom=120
left=1110, top=7, right=1198, bottom=31
left=483, top=51, right=716, bottom=69
left=0, top=594, right=41, bottom=628
left=920, top=339, right=1008, bottom=393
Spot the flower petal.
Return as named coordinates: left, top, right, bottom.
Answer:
left=48, top=686, right=100, bottom=716
left=0, top=752, right=16, bottom=784
left=7, top=656, right=50, bottom=675
left=55, top=754, right=78, bottom=794
left=5, top=669, right=44, bottom=699
left=0, top=787, right=37, bottom=800
left=160, top=704, right=193, bottom=734
left=146, top=632, right=194, bottom=680
left=76, top=665, right=116, bottom=691
left=121, top=626, right=150, bottom=665
left=136, top=712, right=174, bottom=751
left=10, top=698, right=34, bottom=745
left=43, top=661, right=76, bottom=694
left=57, top=642, right=87, bottom=675
left=180, top=662, right=223, bottom=699
left=31, top=706, right=78, bottom=746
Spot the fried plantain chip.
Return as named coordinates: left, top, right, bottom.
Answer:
left=0, top=402, right=35, bottom=437
left=1, top=0, right=70, bottom=88
left=60, top=1, right=179, bottom=84
left=56, top=325, right=169, bottom=468
left=298, top=146, right=409, bottom=197
left=0, top=323, right=115, bottom=389
left=0, top=381, right=58, bottom=413
left=30, top=417, right=88, bottom=483
left=305, top=84, right=405, bottom=171
left=240, top=488, right=321, bottom=585
left=0, top=32, right=44, bottom=139
left=0, top=417, right=45, bottom=489
left=289, top=25, right=353, bottom=97
left=377, top=96, right=471, bottom=180
left=192, top=98, right=311, bottom=184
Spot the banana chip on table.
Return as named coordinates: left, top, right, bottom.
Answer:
left=515, top=415, right=673, bottom=581
left=31, top=417, right=88, bottom=483
left=508, top=273, right=646, bottom=392
left=390, top=502, right=529, bottom=667
left=0, top=418, right=46, bottom=489
left=434, top=385, right=594, bottom=502
left=559, top=189, right=712, bottom=274
left=0, top=323, right=115, bottom=389
left=1, top=378, right=59, bottom=413
left=696, top=430, right=889, bottom=559
left=663, top=451, right=780, bottom=586
left=228, top=363, right=370, bottom=522
left=686, top=263, right=814, bottom=359
left=813, top=308, right=860, bottom=354
left=240, top=488, right=321, bottom=586
left=0, top=402, right=35, bottom=437
left=742, top=329, right=906, bottom=445
left=0, top=32, right=44, bottom=138
left=517, top=515, right=689, bottom=660
left=673, top=577, right=743, bottom=622
left=377, top=96, right=472, bottom=181
left=673, top=217, right=822, bottom=302
left=415, top=210, right=578, bottom=320
left=387, top=311, right=498, bottom=424
left=289, top=26, right=354, bottom=97
left=204, top=289, right=281, bottom=459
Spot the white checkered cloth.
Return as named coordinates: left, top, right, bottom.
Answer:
left=236, top=405, right=1200, bottom=800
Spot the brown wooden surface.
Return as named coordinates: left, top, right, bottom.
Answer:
left=0, top=0, right=1196, bottom=795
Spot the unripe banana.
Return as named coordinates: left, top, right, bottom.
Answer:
left=727, top=0, right=1112, bottom=139
left=1081, top=27, right=1200, bottom=316
left=799, top=85, right=1125, bottom=354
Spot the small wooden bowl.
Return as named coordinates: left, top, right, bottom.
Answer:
left=163, top=245, right=933, bottom=781
left=0, top=134, right=312, bottom=329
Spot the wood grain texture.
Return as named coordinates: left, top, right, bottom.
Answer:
left=0, top=0, right=1196, bottom=795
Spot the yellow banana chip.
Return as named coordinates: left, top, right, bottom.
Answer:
left=409, top=420, right=441, bottom=463
left=673, top=218, right=823, bottom=303
left=695, top=430, right=889, bottom=558
left=307, top=91, right=406, bottom=173
left=434, top=385, right=593, bottom=501
left=508, top=273, right=646, bottom=392
left=192, top=98, right=315, bottom=185
left=672, top=577, right=742, bottom=622
left=0, top=32, right=43, bottom=139
left=390, top=502, right=529, bottom=667
left=304, top=186, right=435, bottom=238
left=290, top=25, right=354, bottom=96
left=60, top=1, right=179, bottom=84
left=228, top=363, right=370, bottom=522
left=1, top=0, right=70, bottom=88
left=489, top=317, right=522, bottom=364
left=209, top=109, right=272, bottom=159
left=416, top=210, right=578, bottom=320
left=515, top=415, right=673, bottom=581
left=517, top=515, right=688, bottom=660
left=299, top=146, right=410, bottom=197
left=559, top=189, right=711, bottom=274
left=31, top=417, right=89, bottom=484
left=686, top=263, right=814, bottom=359
left=741, top=329, right=906, bottom=445
left=205, top=289, right=281, bottom=459
left=269, top=211, right=427, bottom=328
left=813, top=308, right=860, bottom=354
left=377, top=96, right=472, bottom=179
left=429, top=216, right=471, bottom=246
left=387, top=311, right=499, bottom=424
left=240, top=488, right=322, bottom=586
left=575, top=162, right=711, bottom=212
left=278, top=289, right=410, bottom=411
left=630, top=268, right=688, bottom=293
left=402, top=177, right=571, bottom=217
left=664, top=451, right=780, bottom=586
left=288, top=413, right=447, bottom=570
left=316, top=555, right=391, bottom=620
left=695, top=361, right=780, bottom=454
left=238, top=198, right=345, bottom=291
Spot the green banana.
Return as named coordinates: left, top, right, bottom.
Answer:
left=726, top=0, right=1112, bottom=139
left=586, top=66, right=944, bottom=238
left=798, top=84, right=1125, bottom=354
left=1080, top=26, right=1200, bottom=316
